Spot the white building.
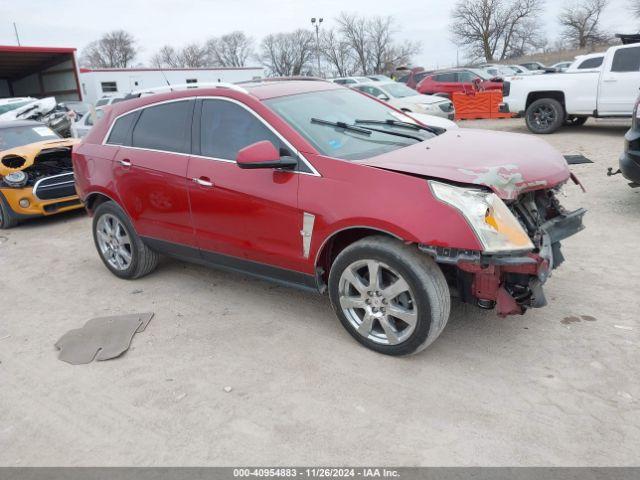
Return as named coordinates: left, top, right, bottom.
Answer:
left=79, top=67, right=264, bottom=103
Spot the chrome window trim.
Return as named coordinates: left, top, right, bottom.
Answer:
left=101, top=96, right=321, bottom=177
left=102, top=97, right=192, bottom=149
left=32, top=172, right=76, bottom=200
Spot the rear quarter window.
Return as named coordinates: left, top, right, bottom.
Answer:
left=106, top=111, right=138, bottom=145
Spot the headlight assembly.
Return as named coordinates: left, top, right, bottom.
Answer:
left=3, top=171, right=28, bottom=188
left=429, top=180, right=534, bottom=254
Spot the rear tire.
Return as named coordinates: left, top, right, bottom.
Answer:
left=525, top=98, right=565, bottom=134
left=328, top=236, right=450, bottom=356
left=0, top=193, right=19, bottom=229
left=92, top=201, right=159, bottom=279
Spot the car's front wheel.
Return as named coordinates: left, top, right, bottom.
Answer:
left=93, top=201, right=159, bottom=279
left=328, top=236, right=450, bottom=356
left=525, top=98, right=565, bottom=134
left=0, top=193, right=18, bottom=229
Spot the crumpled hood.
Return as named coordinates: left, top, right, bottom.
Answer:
left=355, top=129, right=570, bottom=200
left=0, top=138, right=78, bottom=175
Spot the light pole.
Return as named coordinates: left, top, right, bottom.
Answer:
left=311, top=17, right=323, bottom=78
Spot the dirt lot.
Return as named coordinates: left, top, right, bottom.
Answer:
left=1, top=118, right=638, bottom=466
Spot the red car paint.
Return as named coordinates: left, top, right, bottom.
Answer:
left=416, top=70, right=502, bottom=98
left=73, top=81, right=580, bottom=315
left=356, top=128, right=570, bottom=200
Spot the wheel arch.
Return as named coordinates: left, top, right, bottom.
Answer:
left=314, top=226, right=404, bottom=288
left=84, top=190, right=121, bottom=215
left=526, top=91, right=566, bottom=110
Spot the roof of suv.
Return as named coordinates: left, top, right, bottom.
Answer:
left=242, top=79, right=342, bottom=100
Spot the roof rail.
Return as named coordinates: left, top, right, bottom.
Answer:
left=127, top=82, right=249, bottom=97
left=236, top=76, right=327, bottom=85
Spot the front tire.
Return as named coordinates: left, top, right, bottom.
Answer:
left=0, top=193, right=19, bottom=229
left=92, top=201, right=159, bottom=279
left=525, top=98, right=565, bottom=134
left=328, top=236, right=450, bottom=356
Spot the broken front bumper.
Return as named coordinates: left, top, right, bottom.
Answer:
left=0, top=186, right=82, bottom=218
left=420, top=208, right=586, bottom=316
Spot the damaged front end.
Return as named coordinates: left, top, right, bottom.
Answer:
left=0, top=138, right=82, bottom=224
left=421, top=183, right=585, bottom=316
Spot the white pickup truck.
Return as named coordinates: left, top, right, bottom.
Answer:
left=500, top=43, right=640, bottom=133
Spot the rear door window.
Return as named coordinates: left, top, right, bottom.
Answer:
left=131, top=100, right=193, bottom=153
left=611, top=47, right=640, bottom=72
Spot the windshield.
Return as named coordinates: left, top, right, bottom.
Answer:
left=0, top=125, right=60, bottom=150
left=265, top=89, right=435, bottom=161
left=382, top=83, right=417, bottom=98
left=0, top=100, right=33, bottom=115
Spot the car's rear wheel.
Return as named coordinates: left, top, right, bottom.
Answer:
left=0, top=193, right=19, bottom=229
left=93, top=201, right=159, bottom=279
left=525, top=98, right=564, bottom=134
left=328, top=236, right=450, bottom=356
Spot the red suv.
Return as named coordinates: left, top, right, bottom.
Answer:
left=73, top=80, right=585, bottom=356
left=417, top=69, right=503, bottom=98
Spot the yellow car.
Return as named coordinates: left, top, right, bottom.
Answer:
left=0, top=120, right=82, bottom=229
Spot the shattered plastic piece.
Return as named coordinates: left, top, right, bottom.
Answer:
left=54, top=313, right=154, bottom=365
left=614, top=325, right=633, bottom=331
left=223, top=386, right=233, bottom=393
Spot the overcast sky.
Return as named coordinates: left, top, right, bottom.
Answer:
left=1, top=0, right=638, bottom=69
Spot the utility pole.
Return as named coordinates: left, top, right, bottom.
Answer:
left=13, top=22, right=21, bottom=46
left=311, top=17, right=323, bottom=78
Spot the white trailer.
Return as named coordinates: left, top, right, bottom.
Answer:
left=0, top=45, right=82, bottom=102
left=79, top=67, right=264, bottom=104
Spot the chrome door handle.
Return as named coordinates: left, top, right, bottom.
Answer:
left=193, top=177, right=213, bottom=187
left=603, top=79, right=617, bottom=83
left=119, top=159, right=131, bottom=167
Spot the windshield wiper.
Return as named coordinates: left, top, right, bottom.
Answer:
left=312, top=117, right=422, bottom=142
left=355, top=118, right=444, bottom=135
left=311, top=118, right=372, bottom=135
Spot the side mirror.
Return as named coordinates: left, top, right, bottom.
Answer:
left=236, top=140, right=297, bottom=170
left=377, top=93, right=390, bottom=101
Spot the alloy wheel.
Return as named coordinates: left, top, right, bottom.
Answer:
left=96, top=213, right=133, bottom=271
left=532, top=104, right=556, bottom=128
left=338, top=259, right=418, bottom=345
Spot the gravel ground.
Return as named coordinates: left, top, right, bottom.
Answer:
left=0, top=118, right=638, bottom=466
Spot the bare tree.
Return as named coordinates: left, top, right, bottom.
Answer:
left=450, top=0, right=543, bottom=62
left=632, top=0, right=640, bottom=17
left=258, top=30, right=315, bottom=76
left=559, top=0, right=608, bottom=48
left=206, top=31, right=254, bottom=67
left=150, top=45, right=181, bottom=68
left=335, top=13, right=421, bottom=75
left=179, top=43, right=208, bottom=68
left=336, top=13, right=370, bottom=74
left=320, top=28, right=357, bottom=77
left=80, top=30, right=138, bottom=68
left=151, top=43, right=208, bottom=68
